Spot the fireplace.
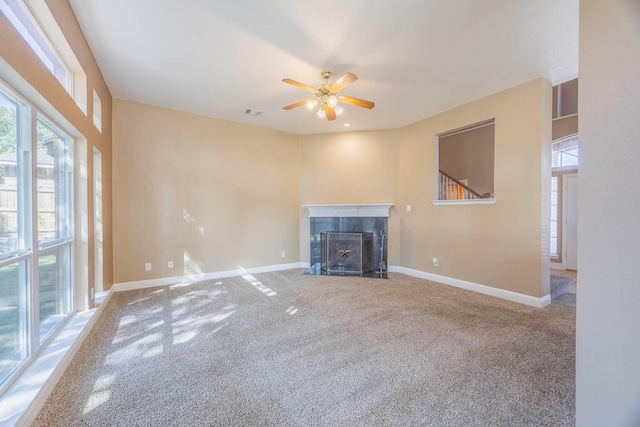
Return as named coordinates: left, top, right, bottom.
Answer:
left=304, top=204, right=393, bottom=278
left=321, top=232, right=374, bottom=276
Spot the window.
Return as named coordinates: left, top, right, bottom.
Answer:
left=0, top=82, right=73, bottom=391
left=0, top=0, right=88, bottom=114
left=552, top=134, right=579, bottom=168
left=435, top=120, right=495, bottom=202
left=92, top=90, right=102, bottom=132
left=0, top=0, right=71, bottom=91
left=550, top=176, right=559, bottom=258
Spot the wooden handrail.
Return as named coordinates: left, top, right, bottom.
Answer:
left=438, top=169, right=483, bottom=199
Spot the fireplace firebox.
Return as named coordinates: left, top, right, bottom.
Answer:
left=320, top=232, right=374, bottom=276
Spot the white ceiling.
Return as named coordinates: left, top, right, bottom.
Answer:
left=69, top=0, right=578, bottom=135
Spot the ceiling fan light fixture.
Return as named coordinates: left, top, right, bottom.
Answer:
left=306, top=99, right=318, bottom=110
left=282, top=70, right=374, bottom=122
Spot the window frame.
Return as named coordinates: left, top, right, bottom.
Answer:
left=0, top=78, right=75, bottom=394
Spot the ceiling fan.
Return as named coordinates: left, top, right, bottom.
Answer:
left=282, top=70, right=375, bottom=121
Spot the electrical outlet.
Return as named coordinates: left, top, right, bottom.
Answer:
left=145, top=262, right=151, bottom=271
left=168, top=260, right=173, bottom=268
left=281, top=251, right=286, bottom=258
left=432, top=257, right=439, bottom=267
left=407, top=204, right=412, bottom=212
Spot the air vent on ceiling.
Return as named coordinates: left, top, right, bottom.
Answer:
left=244, top=108, right=262, bottom=116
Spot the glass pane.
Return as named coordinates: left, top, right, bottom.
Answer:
left=0, top=260, right=28, bottom=384
left=37, top=118, right=71, bottom=243
left=550, top=237, right=558, bottom=257
left=39, top=246, right=71, bottom=341
left=0, top=92, right=19, bottom=255
left=560, top=151, right=579, bottom=167
left=565, top=147, right=579, bottom=158
left=552, top=135, right=579, bottom=168
left=550, top=220, right=558, bottom=238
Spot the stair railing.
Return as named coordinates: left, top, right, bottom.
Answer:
left=438, top=170, right=483, bottom=200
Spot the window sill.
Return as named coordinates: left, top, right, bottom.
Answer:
left=0, top=291, right=112, bottom=426
left=431, top=199, right=496, bottom=206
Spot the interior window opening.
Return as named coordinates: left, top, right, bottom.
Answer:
left=435, top=120, right=495, bottom=202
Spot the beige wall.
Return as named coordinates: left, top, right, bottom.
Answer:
left=397, top=78, right=552, bottom=297
left=298, top=130, right=400, bottom=264
left=439, top=123, right=495, bottom=195
left=112, top=99, right=300, bottom=283
left=0, top=0, right=113, bottom=297
left=112, top=79, right=552, bottom=299
left=298, top=80, right=551, bottom=299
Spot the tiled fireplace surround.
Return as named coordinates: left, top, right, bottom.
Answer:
left=304, top=204, right=393, bottom=278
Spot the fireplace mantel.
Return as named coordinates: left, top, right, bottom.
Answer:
left=304, top=203, right=393, bottom=218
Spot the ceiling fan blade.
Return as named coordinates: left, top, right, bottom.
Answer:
left=330, top=72, right=358, bottom=93
left=282, top=78, right=317, bottom=94
left=324, top=105, right=337, bottom=121
left=338, top=95, right=375, bottom=109
left=283, top=99, right=311, bottom=110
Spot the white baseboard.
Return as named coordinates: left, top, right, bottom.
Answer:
left=113, top=262, right=553, bottom=308
left=1, top=289, right=114, bottom=427
left=113, top=262, right=308, bottom=293
left=550, top=261, right=564, bottom=270
left=388, top=266, right=551, bottom=308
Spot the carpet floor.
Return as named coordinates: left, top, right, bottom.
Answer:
left=33, top=270, right=576, bottom=426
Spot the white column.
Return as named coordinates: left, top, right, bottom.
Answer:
left=577, top=1, right=640, bottom=425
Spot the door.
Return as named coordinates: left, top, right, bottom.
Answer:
left=563, top=173, right=578, bottom=270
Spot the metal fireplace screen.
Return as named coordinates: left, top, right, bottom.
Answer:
left=320, top=232, right=374, bottom=276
